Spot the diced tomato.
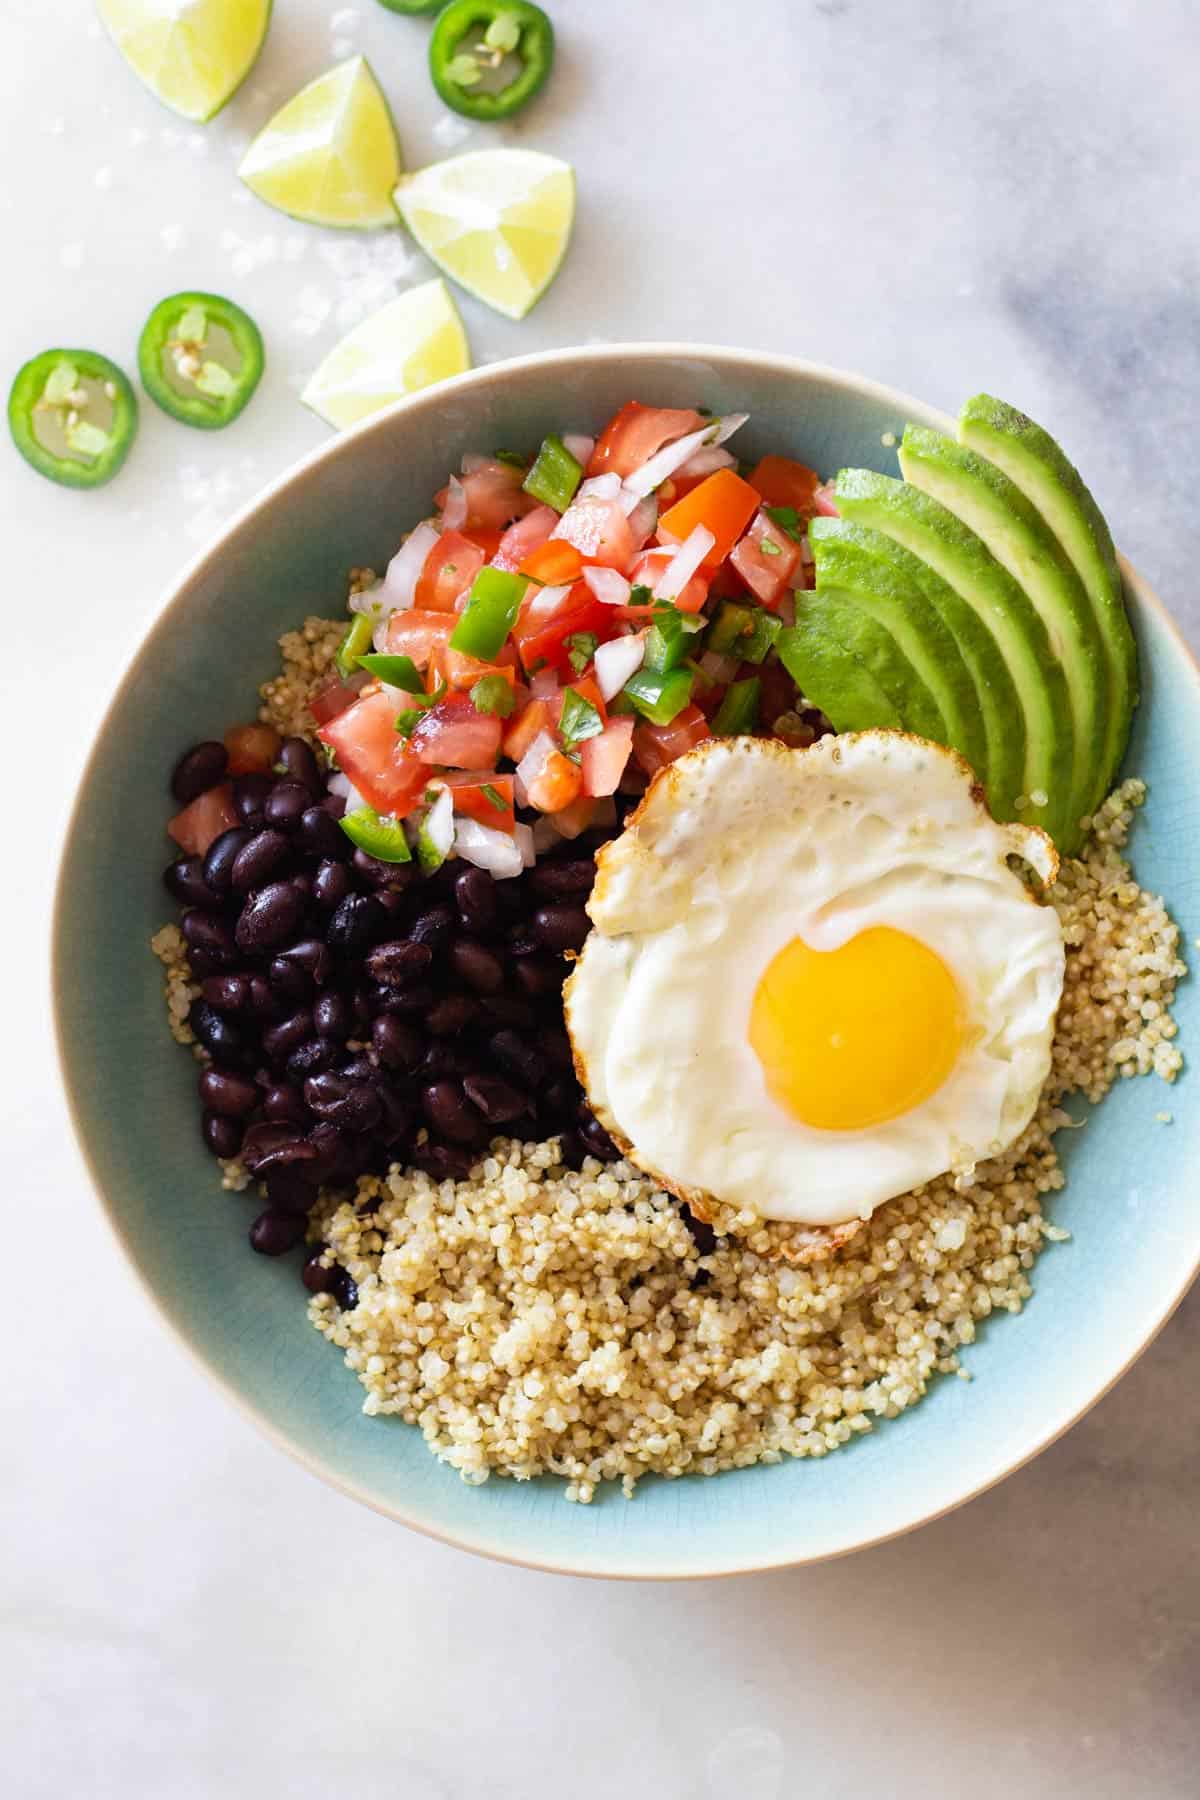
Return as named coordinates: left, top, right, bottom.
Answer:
left=547, top=794, right=594, bottom=838
left=414, top=531, right=484, bottom=613
left=746, top=454, right=821, bottom=516
left=503, top=696, right=554, bottom=762
left=587, top=402, right=704, bottom=479
left=658, top=469, right=759, bottom=568
left=513, top=588, right=614, bottom=676
left=580, top=717, right=635, bottom=796
left=466, top=526, right=505, bottom=560
left=621, top=546, right=710, bottom=616
left=436, top=461, right=538, bottom=532
left=520, top=538, right=585, bottom=586
left=492, top=504, right=558, bottom=572
left=554, top=494, right=634, bottom=569
left=309, top=669, right=368, bottom=725
left=318, top=689, right=429, bottom=817
left=431, top=643, right=519, bottom=693
left=444, top=772, right=516, bottom=834
left=409, top=692, right=502, bottom=769
left=729, top=509, right=802, bottom=608
left=526, top=748, right=584, bottom=814
left=383, top=609, right=455, bottom=671
left=223, top=721, right=281, bottom=776
left=168, top=783, right=237, bottom=856
left=632, top=705, right=711, bottom=777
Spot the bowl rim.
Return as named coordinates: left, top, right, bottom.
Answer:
left=52, top=341, right=1200, bottom=1580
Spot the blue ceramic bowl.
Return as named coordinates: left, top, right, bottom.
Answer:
left=54, top=346, right=1200, bottom=1578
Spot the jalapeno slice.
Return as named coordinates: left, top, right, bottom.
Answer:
left=7, top=348, right=138, bottom=489
left=376, top=0, right=443, bottom=11
left=138, top=291, right=265, bottom=430
left=428, top=1, right=554, bottom=121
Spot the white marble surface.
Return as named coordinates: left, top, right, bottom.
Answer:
left=4, top=1, right=1198, bottom=1794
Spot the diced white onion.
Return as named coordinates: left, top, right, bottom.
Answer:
left=515, top=729, right=557, bottom=802
left=326, top=772, right=367, bottom=812
left=530, top=816, right=562, bottom=854
left=700, top=650, right=741, bottom=685
left=530, top=665, right=562, bottom=698
left=653, top=524, right=715, bottom=598
left=625, top=494, right=658, bottom=544
left=576, top=472, right=621, bottom=501
left=423, top=786, right=455, bottom=857
left=548, top=801, right=593, bottom=840
left=460, top=451, right=491, bottom=474
left=581, top=565, right=631, bottom=606
left=348, top=579, right=386, bottom=620
left=514, top=821, right=536, bottom=867
left=595, top=632, right=646, bottom=701
left=674, top=444, right=736, bottom=480
left=380, top=682, right=421, bottom=708
left=442, top=474, right=467, bottom=531
left=452, top=814, right=524, bottom=879
left=381, top=520, right=440, bottom=611
left=562, top=433, right=594, bottom=466
left=621, top=411, right=750, bottom=502
left=372, top=614, right=391, bottom=653
left=712, top=411, right=749, bottom=445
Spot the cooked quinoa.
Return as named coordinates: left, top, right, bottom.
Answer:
left=257, top=613, right=351, bottom=740
left=307, top=779, right=1186, bottom=1501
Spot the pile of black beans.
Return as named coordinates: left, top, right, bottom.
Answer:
left=164, top=734, right=624, bottom=1296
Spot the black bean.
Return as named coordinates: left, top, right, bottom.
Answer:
left=262, top=1081, right=309, bottom=1125
left=426, top=994, right=479, bottom=1037
left=421, top=1042, right=473, bottom=1079
left=307, top=1121, right=350, bottom=1181
left=422, top=1080, right=488, bottom=1146
left=449, top=938, right=505, bottom=994
left=375, top=1080, right=414, bottom=1145
left=235, top=880, right=307, bottom=953
left=198, top=1068, right=259, bottom=1118
left=232, top=772, right=274, bottom=825
left=511, top=955, right=564, bottom=998
left=172, top=741, right=229, bottom=805
left=249, top=1208, right=306, bottom=1256
left=268, top=953, right=313, bottom=1008
left=349, top=848, right=410, bottom=891
left=200, top=827, right=251, bottom=897
left=455, top=865, right=497, bottom=933
left=371, top=982, right=435, bottom=1016
left=163, top=856, right=219, bottom=909
left=313, top=990, right=351, bottom=1040
left=242, top=1122, right=319, bottom=1177
left=479, top=992, right=538, bottom=1030
left=262, top=1009, right=314, bottom=1063
left=299, top=805, right=349, bottom=860
left=286, top=1038, right=340, bottom=1079
left=532, top=905, right=591, bottom=953
left=578, top=1111, right=619, bottom=1162
left=181, top=909, right=238, bottom=968
left=302, top=1252, right=338, bottom=1294
left=684, top=1213, right=717, bottom=1256
left=407, top=903, right=456, bottom=950
left=312, top=859, right=352, bottom=912
left=540, top=1077, right=575, bottom=1122
left=277, top=737, right=322, bottom=793
left=556, top=1127, right=587, bottom=1171
left=488, top=1029, right=545, bottom=1088
left=230, top=829, right=291, bottom=894
left=199, top=973, right=250, bottom=1014
left=189, top=998, right=244, bottom=1062
left=529, top=857, right=596, bottom=901
left=289, top=874, right=314, bottom=902
left=326, top=893, right=386, bottom=951
left=265, top=1169, right=316, bottom=1214
left=202, top=1109, right=243, bottom=1158
left=411, top=1141, right=475, bottom=1183
left=337, top=1054, right=377, bottom=1084
left=463, top=1073, right=529, bottom=1123
left=279, top=937, right=332, bottom=986
left=331, top=1269, right=359, bottom=1310
left=371, top=1014, right=423, bottom=1072
left=247, top=975, right=278, bottom=1020
left=304, top=1074, right=382, bottom=1133
left=542, top=1027, right=575, bottom=1072
left=365, top=938, right=433, bottom=987
left=262, top=781, right=312, bottom=832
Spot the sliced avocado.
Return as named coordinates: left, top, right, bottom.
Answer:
left=833, top=464, right=1066, bottom=848
left=823, top=481, right=1024, bottom=820
left=777, top=612, right=905, bottom=734
left=900, top=425, right=1105, bottom=846
left=788, top=588, right=948, bottom=744
left=810, top=518, right=987, bottom=780
left=958, top=392, right=1137, bottom=798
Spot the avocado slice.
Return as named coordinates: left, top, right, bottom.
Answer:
left=833, top=463, right=1067, bottom=848
left=777, top=612, right=905, bottom=734
left=822, top=481, right=1025, bottom=820
left=899, top=426, right=1105, bottom=847
left=809, top=518, right=988, bottom=781
left=958, top=392, right=1137, bottom=797
left=787, top=588, right=948, bottom=744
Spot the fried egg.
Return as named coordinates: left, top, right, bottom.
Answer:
left=564, top=733, right=1065, bottom=1228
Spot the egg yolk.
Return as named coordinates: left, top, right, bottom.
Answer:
left=748, top=927, right=965, bottom=1131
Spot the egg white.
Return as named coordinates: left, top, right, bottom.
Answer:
left=565, top=733, right=1066, bottom=1228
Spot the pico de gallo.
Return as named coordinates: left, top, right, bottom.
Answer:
left=309, top=402, right=836, bottom=879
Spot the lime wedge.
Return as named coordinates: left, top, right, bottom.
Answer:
left=239, top=57, right=402, bottom=229
left=96, top=0, right=271, bottom=122
left=301, top=279, right=471, bottom=429
left=395, top=149, right=575, bottom=320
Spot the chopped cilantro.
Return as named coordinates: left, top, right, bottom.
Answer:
left=558, top=686, right=604, bottom=747
left=565, top=630, right=598, bottom=674
left=763, top=505, right=806, bottom=543
left=628, top=583, right=654, bottom=608
left=470, top=674, right=516, bottom=717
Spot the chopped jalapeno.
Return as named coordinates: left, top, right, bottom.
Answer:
left=337, top=614, right=377, bottom=678
left=450, top=565, right=527, bottom=660
left=644, top=607, right=703, bottom=674
left=376, top=0, right=444, bottom=12
left=738, top=608, right=783, bottom=664
left=706, top=600, right=755, bottom=656
left=138, top=291, right=264, bottom=430
left=712, top=677, right=761, bottom=736
left=358, top=651, right=424, bottom=691
left=523, top=432, right=582, bottom=512
left=559, top=687, right=604, bottom=746
left=428, top=1, right=555, bottom=121
left=470, top=673, right=516, bottom=716
left=622, top=667, right=695, bottom=726
left=7, top=348, right=138, bottom=489
left=339, top=804, right=413, bottom=863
